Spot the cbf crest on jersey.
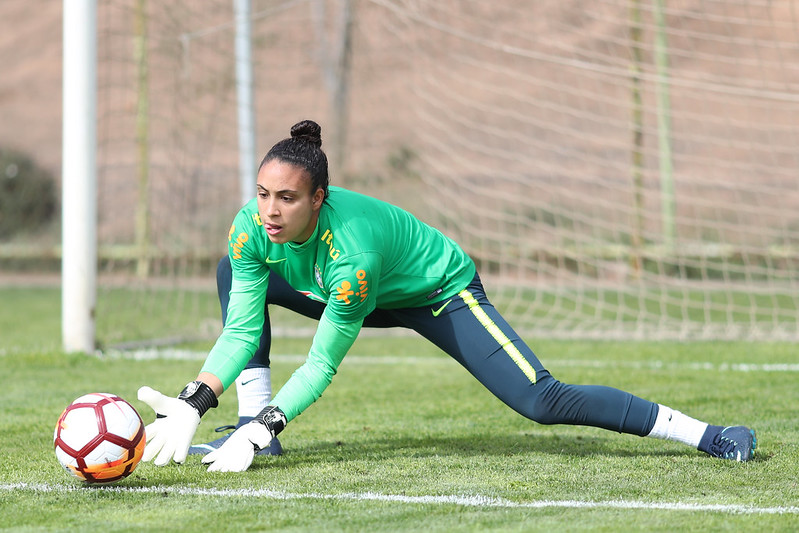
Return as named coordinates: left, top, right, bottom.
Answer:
left=314, top=263, right=324, bottom=291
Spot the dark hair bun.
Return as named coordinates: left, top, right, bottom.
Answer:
left=290, top=120, right=322, bottom=147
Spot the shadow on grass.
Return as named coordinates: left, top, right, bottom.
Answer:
left=114, top=431, right=766, bottom=488
left=248, top=432, right=719, bottom=471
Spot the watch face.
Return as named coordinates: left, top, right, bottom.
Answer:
left=179, top=381, right=199, bottom=399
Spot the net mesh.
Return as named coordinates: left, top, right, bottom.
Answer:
left=93, top=0, right=799, bottom=344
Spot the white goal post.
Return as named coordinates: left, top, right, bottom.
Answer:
left=61, top=0, right=97, bottom=353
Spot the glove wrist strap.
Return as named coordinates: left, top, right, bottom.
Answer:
left=178, top=381, right=219, bottom=417
left=254, top=405, right=287, bottom=437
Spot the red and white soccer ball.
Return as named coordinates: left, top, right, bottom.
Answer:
left=53, top=393, right=146, bottom=484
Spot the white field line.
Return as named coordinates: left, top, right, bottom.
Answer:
left=2, top=483, right=798, bottom=515
left=109, top=349, right=799, bottom=372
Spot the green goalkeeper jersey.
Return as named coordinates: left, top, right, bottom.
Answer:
left=201, top=186, right=475, bottom=420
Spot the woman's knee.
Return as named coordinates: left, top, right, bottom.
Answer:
left=507, top=375, right=565, bottom=425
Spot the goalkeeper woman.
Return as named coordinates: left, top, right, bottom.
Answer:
left=138, top=120, right=756, bottom=472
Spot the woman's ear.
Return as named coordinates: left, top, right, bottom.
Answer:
left=312, top=188, right=325, bottom=210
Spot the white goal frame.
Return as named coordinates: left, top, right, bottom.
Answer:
left=61, top=0, right=97, bottom=353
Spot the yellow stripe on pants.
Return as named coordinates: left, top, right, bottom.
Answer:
left=459, top=289, right=537, bottom=384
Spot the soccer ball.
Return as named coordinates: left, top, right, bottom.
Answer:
left=53, top=393, right=146, bottom=484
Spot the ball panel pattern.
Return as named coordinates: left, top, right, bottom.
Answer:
left=54, top=393, right=146, bottom=483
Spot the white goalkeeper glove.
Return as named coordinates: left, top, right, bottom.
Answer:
left=202, top=405, right=286, bottom=472
left=138, top=381, right=218, bottom=466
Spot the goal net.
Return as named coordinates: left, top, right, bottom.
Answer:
left=95, top=0, right=799, bottom=346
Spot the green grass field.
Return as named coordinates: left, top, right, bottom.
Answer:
left=1, top=286, right=798, bottom=531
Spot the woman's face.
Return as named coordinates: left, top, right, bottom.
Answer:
left=256, top=159, right=324, bottom=244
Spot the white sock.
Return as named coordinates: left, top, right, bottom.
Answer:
left=234, top=367, right=272, bottom=419
left=646, top=404, right=708, bottom=448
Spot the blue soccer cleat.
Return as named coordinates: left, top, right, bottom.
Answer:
left=698, top=425, right=756, bottom=462
left=187, top=417, right=283, bottom=456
